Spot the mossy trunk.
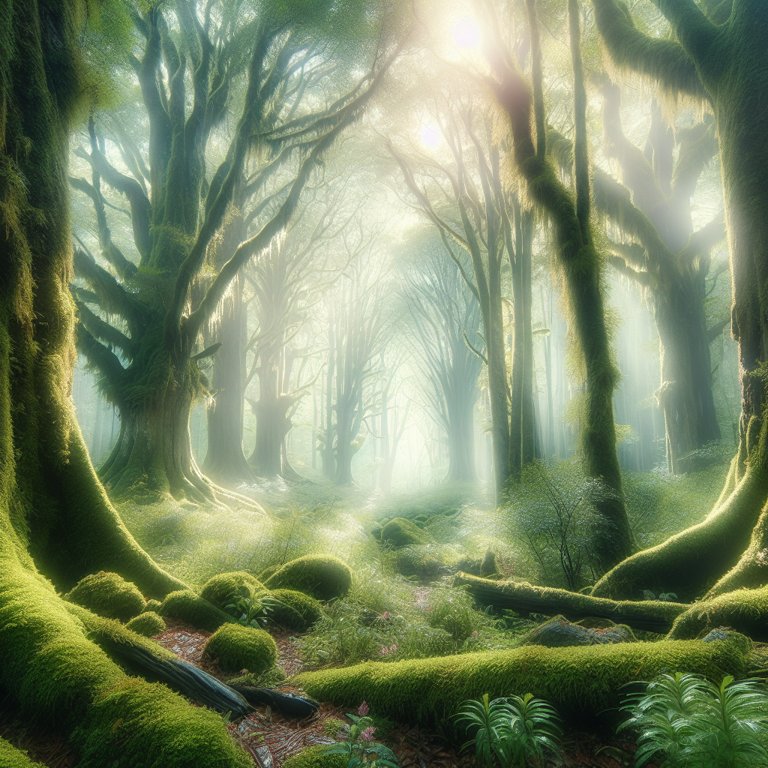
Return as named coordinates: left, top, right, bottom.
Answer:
left=0, top=5, right=249, bottom=765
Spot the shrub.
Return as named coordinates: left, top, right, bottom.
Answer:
left=0, top=738, right=47, bottom=768
left=199, top=571, right=266, bottom=610
left=65, top=571, right=146, bottom=622
left=159, top=590, right=232, bottom=632
left=619, top=672, right=768, bottom=767
left=266, top=555, right=352, bottom=601
left=203, top=624, right=277, bottom=674
left=268, top=589, right=324, bottom=632
left=282, top=746, right=347, bottom=768
left=126, top=611, right=166, bottom=637
left=379, top=517, right=429, bottom=548
left=455, top=692, right=561, bottom=767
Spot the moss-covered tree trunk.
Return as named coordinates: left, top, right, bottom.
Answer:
left=589, top=0, right=768, bottom=599
left=0, top=4, right=251, bottom=765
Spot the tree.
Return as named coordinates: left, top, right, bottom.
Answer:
left=582, top=0, right=768, bottom=600
left=72, top=0, right=395, bottom=502
left=0, top=2, right=252, bottom=764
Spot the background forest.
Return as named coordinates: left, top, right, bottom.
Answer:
left=3, top=1, right=768, bottom=767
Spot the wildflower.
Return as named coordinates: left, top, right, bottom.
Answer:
left=357, top=700, right=370, bottom=717
left=360, top=726, right=376, bottom=742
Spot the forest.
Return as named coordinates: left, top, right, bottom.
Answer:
left=2, top=0, right=768, bottom=766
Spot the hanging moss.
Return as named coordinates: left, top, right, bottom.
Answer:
left=282, top=745, right=347, bottom=768
left=293, top=638, right=748, bottom=727
left=126, top=611, right=167, bottom=637
left=266, top=555, right=353, bottom=601
left=65, top=571, right=146, bottom=621
left=0, top=739, right=46, bottom=768
left=73, top=677, right=252, bottom=768
left=203, top=624, right=277, bottom=674
left=379, top=517, right=429, bottom=548
left=159, top=590, right=233, bottom=631
left=200, top=571, right=266, bottom=610
left=268, top=589, right=324, bottom=632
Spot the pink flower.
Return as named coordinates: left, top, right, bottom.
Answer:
left=357, top=701, right=370, bottom=717
left=378, top=643, right=399, bottom=656
left=360, top=726, right=376, bottom=742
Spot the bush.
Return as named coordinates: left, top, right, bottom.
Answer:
left=266, top=555, right=352, bottom=601
left=0, top=738, right=47, bottom=768
left=126, top=611, right=167, bottom=637
left=268, top=589, right=323, bottom=632
left=282, top=745, right=347, bottom=768
left=200, top=571, right=266, bottom=610
left=159, top=590, right=232, bottom=632
left=65, top=571, right=146, bottom=622
left=379, top=517, right=429, bottom=548
left=203, top=624, right=277, bottom=674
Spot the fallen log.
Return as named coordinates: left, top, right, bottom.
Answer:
left=454, top=573, right=688, bottom=633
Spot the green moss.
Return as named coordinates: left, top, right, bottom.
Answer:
left=293, top=638, right=748, bottom=727
left=203, top=624, right=277, bottom=674
left=159, top=590, right=233, bottom=631
left=200, top=571, right=266, bottom=610
left=282, top=746, right=347, bottom=768
left=0, top=738, right=46, bottom=768
left=126, top=611, right=167, bottom=637
left=266, top=555, right=352, bottom=601
left=268, top=589, right=323, bottom=631
left=145, top=598, right=162, bottom=612
left=668, top=586, right=768, bottom=641
left=259, top=564, right=282, bottom=582
left=65, top=571, right=146, bottom=621
left=379, top=517, right=429, bottom=548
left=73, top=677, right=251, bottom=768
left=395, top=546, right=444, bottom=580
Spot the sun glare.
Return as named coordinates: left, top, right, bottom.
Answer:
left=452, top=13, right=482, bottom=54
left=419, top=122, right=442, bottom=151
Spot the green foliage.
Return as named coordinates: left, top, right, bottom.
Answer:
left=266, top=555, right=353, bottom=601
left=203, top=624, right=277, bottom=674
left=200, top=571, right=266, bottom=610
left=74, top=677, right=251, bottom=768
left=0, top=738, right=46, bottom=768
left=268, top=589, right=324, bottom=632
left=65, top=571, right=146, bottom=622
left=283, top=745, right=347, bottom=768
left=455, top=692, right=562, bottom=767
left=619, top=673, right=768, bottom=767
left=426, top=587, right=479, bottom=642
left=224, top=593, right=279, bottom=629
left=322, top=703, right=400, bottom=767
left=293, top=638, right=750, bottom=727
left=159, top=590, right=233, bottom=632
left=394, top=545, right=444, bottom=580
left=379, top=518, right=429, bottom=548
left=125, top=611, right=166, bottom=637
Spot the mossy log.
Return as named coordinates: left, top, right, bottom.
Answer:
left=0, top=739, right=46, bottom=768
left=293, top=637, right=748, bottom=727
left=455, top=573, right=686, bottom=633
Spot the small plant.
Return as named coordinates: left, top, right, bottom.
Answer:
left=224, top=593, right=278, bottom=628
left=454, top=692, right=562, bottom=767
left=323, top=702, right=400, bottom=767
left=619, top=672, right=768, bottom=767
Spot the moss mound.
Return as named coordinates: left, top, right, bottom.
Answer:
left=668, top=585, right=768, bottom=641
left=145, top=598, right=162, bottom=612
left=265, top=555, right=352, bottom=601
left=65, top=571, right=146, bottom=622
left=379, top=517, right=429, bottom=548
left=395, top=546, right=444, bottom=580
left=159, top=590, right=233, bottom=632
left=74, top=677, right=251, bottom=767
left=283, top=745, right=347, bottom=768
left=203, top=624, right=277, bottom=674
left=0, top=738, right=47, bottom=768
left=269, top=589, right=324, bottom=631
left=126, top=611, right=167, bottom=637
left=293, top=638, right=748, bottom=727
left=200, top=571, right=266, bottom=611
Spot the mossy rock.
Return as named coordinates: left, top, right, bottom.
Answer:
left=159, top=590, right=233, bottom=632
left=126, top=611, right=167, bottom=637
left=0, top=738, right=47, bottom=768
left=265, top=555, right=352, bottom=601
left=268, top=589, right=324, bottom=632
left=283, top=745, right=347, bottom=768
left=145, top=598, right=162, bottom=612
left=293, top=637, right=749, bottom=728
left=395, top=546, right=443, bottom=580
left=259, top=564, right=282, bottom=582
left=203, top=624, right=277, bottom=674
left=73, top=677, right=251, bottom=767
left=522, top=616, right=636, bottom=648
left=65, top=571, right=146, bottom=622
left=200, top=571, right=266, bottom=611
left=668, top=585, right=768, bottom=641
left=380, top=517, right=429, bottom=548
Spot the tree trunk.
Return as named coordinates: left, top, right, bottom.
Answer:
left=446, top=391, right=477, bottom=483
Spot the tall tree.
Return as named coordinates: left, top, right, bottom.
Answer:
left=0, top=2, right=252, bottom=763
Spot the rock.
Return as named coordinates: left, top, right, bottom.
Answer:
left=523, top=615, right=636, bottom=648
